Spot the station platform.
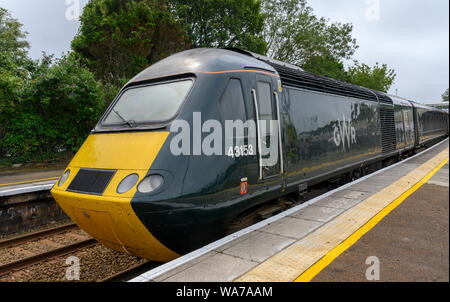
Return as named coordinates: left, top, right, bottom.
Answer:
left=130, top=139, right=449, bottom=282
left=0, top=169, right=64, bottom=235
left=0, top=169, right=62, bottom=197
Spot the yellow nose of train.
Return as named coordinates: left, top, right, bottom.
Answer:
left=50, top=131, right=180, bottom=262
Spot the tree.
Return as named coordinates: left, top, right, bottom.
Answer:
left=260, top=0, right=397, bottom=91
left=0, top=7, right=119, bottom=162
left=0, top=7, right=32, bottom=155
left=2, top=53, right=114, bottom=158
left=72, top=0, right=190, bottom=85
left=0, top=7, right=30, bottom=67
left=346, top=61, right=396, bottom=92
left=261, top=0, right=358, bottom=67
left=302, top=54, right=348, bottom=82
left=168, top=0, right=267, bottom=53
left=442, top=88, right=449, bottom=102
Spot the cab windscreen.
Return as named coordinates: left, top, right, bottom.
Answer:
left=103, top=79, right=193, bottom=126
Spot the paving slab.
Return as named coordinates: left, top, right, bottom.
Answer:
left=330, top=189, right=370, bottom=200
left=213, top=232, right=257, bottom=253
left=289, top=205, right=344, bottom=223
left=260, top=217, right=322, bottom=239
left=346, top=183, right=386, bottom=193
left=314, top=196, right=364, bottom=210
left=152, top=251, right=219, bottom=282
left=162, top=253, right=259, bottom=282
left=364, top=175, right=402, bottom=184
left=222, top=231, right=295, bottom=263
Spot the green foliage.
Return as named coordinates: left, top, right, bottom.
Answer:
left=302, top=55, right=348, bottom=82
left=260, top=0, right=396, bottom=92
left=0, top=7, right=30, bottom=67
left=0, top=63, right=24, bottom=153
left=2, top=113, right=47, bottom=156
left=347, top=61, right=396, bottom=92
left=0, top=8, right=31, bottom=155
left=442, top=88, right=449, bottom=102
left=72, top=0, right=268, bottom=83
left=0, top=6, right=120, bottom=163
left=0, top=54, right=24, bottom=115
left=168, top=0, right=267, bottom=53
left=72, top=0, right=190, bottom=85
left=2, top=53, right=117, bottom=158
left=262, top=0, right=358, bottom=66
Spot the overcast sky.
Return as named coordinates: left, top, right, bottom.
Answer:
left=0, top=0, right=448, bottom=103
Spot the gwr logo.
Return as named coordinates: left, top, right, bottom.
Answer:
left=333, top=116, right=356, bottom=151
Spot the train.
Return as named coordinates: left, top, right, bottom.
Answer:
left=50, top=48, right=449, bottom=261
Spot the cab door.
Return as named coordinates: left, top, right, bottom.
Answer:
left=251, top=74, right=283, bottom=180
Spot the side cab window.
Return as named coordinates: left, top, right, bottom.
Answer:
left=219, top=78, right=247, bottom=122
left=219, top=78, right=252, bottom=159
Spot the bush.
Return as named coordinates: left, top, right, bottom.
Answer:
left=1, top=53, right=119, bottom=160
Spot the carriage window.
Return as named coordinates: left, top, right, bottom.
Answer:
left=103, top=79, right=193, bottom=125
left=220, top=79, right=246, bottom=122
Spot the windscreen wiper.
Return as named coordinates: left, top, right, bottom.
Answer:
left=112, top=109, right=136, bottom=128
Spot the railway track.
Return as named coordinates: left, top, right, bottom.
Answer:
left=0, top=238, right=98, bottom=276
left=0, top=223, right=154, bottom=281
left=0, top=223, right=78, bottom=249
left=0, top=223, right=99, bottom=277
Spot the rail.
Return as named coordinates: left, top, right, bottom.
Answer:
left=0, top=238, right=97, bottom=276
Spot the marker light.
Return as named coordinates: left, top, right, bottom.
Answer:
left=137, top=174, right=164, bottom=193
left=117, top=173, right=139, bottom=194
left=58, top=170, right=70, bottom=187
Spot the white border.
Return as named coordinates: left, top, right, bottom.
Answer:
left=129, top=138, right=449, bottom=282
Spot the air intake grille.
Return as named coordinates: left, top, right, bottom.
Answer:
left=371, top=90, right=392, bottom=104
left=267, top=62, right=393, bottom=104
left=67, top=169, right=116, bottom=195
left=379, top=106, right=397, bottom=154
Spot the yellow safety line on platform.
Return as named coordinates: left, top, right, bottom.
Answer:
left=235, top=147, right=449, bottom=282
left=295, top=156, right=449, bottom=282
left=0, top=177, right=60, bottom=187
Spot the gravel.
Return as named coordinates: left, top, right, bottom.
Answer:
left=0, top=221, right=153, bottom=282
left=0, top=244, right=148, bottom=282
left=0, top=226, right=90, bottom=265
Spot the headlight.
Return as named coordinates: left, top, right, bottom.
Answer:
left=58, top=170, right=70, bottom=187
left=117, top=173, right=139, bottom=194
left=137, top=174, right=164, bottom=193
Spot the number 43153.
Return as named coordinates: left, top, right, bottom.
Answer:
left=228, top=145, right=254, bottom=158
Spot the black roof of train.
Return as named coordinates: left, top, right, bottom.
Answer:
left=231, top=48, right=393, bottom=104
left=128, top=48, right=393, bottom=104
left=128, top=48, right=276, bottom=83
left=389, top=94, right=448, bottom=113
